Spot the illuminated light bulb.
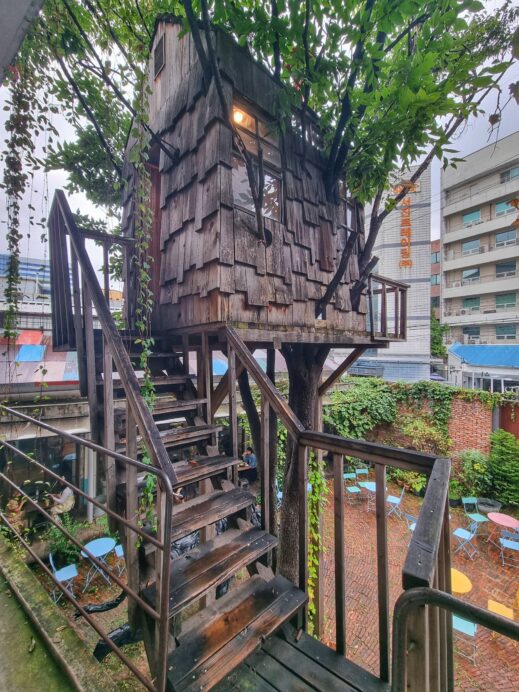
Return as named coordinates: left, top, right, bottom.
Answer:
left=233, top=109, right=244, bottom=124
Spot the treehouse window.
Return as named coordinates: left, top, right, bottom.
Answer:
left=154, top=35, right=165, bottom=79
left=231, top=104, right=282, bottom=221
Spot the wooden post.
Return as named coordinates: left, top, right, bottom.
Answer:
left=381, top=281, right=387, bottom=337
left=333, top=453, right=346, bottom=655
left=405, top=605, right=430, bottom=692
left=267, top=348, right=277, bottom=542
left=368, top=275, right=375, bottom=339
left=298, top=444, right=309, bottom=630
left=125, top=405, right=140, bottom=630
left=82, top=280, right=99, bottom=444
left=70, top=247, right=87, bottom=397
left=312, top=396, right=325, bottom=639
left=438, top=499, right=453, bottom=692
left=394, top=287, right=400, bottom=339
left=260, top=393, right=270, bottom=534
left=400, top=288, right=407, bottom=339
left=228, top=347, right=239, bottom=486
left=102, top=245, right=116, bottom=522
left=375, top=464, right=390, bottom=682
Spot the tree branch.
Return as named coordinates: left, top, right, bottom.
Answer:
left=384, top=14, right=429, bottom=54
left=134, top=0, right=152, bottom=40
left=271, top=0, right=281, bottom=79
left=315, top=226, right=358, bottom=318
left=55, top=54, right=122, bottom=177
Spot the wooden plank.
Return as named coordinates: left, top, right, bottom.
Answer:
left=261, top=636, right=355, bottom=691
left=375, top=464, right=390, bottom=682
left=82, top=280, right=99, bottom=444
left=245, top=648, right=317, bottom=690
left=217, top=664, right=278, bottom=692
left=228, top=347, right=239, bottom=485
left=405, top=605, right=430, bottom=692
left=170, top=487, right=255, bottom=543
left=298, top=444, right=309, bottom=629
left=174, top=577, right=306, bottom=691
left=125, top=405, right=139, bottom=630
left=260, top=393, right=270, bottom=534
left=142, top=528, right=277, bottom=616
left=334, top=453, right=346, bottom=656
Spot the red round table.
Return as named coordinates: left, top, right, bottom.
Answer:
left=487, top=512, right=519, bottom=546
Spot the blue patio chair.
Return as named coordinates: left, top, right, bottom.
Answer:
left=499, top=536, right=519, bottom=568
left=343, top=472, right=357, bottom=482
left=461, top=497, right=488, bottom=534
left=114, top=544, right=126, bottom=576
left=49, top=552, right=78, bottom=603
left=386, top=486, right=405, bottom=519
left=404, top=513, right=417, bottom=534
left=345, top=485, right=362, bottom=505
left=453, top=615, right=477, bottom=665
left=355, top=465, right=369, bottom=479
left=453, top=523, right=479, bottom=560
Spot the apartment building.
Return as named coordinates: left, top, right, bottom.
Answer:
left=441, top=131, right=519, bottom=345
left=431, top=238, right=441, bottom=318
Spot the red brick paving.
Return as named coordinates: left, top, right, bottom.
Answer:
left=321, top=479, right=519, bottom=691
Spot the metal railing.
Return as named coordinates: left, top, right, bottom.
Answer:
left=0, top=405, right=173, bottom=692
left=392, top=588, right=519, bottom=692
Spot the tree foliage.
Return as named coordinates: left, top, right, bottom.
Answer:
left=431, top=308, right=449, bottom=359
left=488, top=429, right=519, bottom=505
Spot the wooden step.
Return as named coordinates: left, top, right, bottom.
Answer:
left=167, top=574, right=307, bottom=691
left=116, top=455, right=241, bottom=501
left=152, top=398, right=207, bottom=418
left=98, top=373, right=194, bottom=389
left=141, top=528, right=277, bottom=618
left=171, top=488, right=255, bottom=543
left=116, top=424, right=221, bottom=454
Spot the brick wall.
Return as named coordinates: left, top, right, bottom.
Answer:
left=448, top=397, right=493, bottom=457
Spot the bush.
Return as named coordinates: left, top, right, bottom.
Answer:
left=459, top=449, right=491, bottom=497
left=488, top=429, right=519, bottom=506
left=399, top=415, right=451, bottom=456
left=43, top=512, right=85, bottom=566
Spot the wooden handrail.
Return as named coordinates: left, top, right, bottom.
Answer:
left=49, top=190, right=177, bottom=485
left=225, top=326, right=305, bottom=439
left=370, top=273, right=410, bottom=290
left=402, top=456, right=451, bottom=589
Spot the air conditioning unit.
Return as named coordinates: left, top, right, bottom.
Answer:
left=468, top=337, right=481, bottom=344
left=483, top=310, right=496, bottom=314
left=452, top=281, right=461, bottom=288
left=460, top=309, right=466, bottom=315
left=479, top=245, right=487, bottom=253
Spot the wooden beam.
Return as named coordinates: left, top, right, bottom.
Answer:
left=228, top=347, right=239, bottom=486
left=125, top=405, right=139, bottom=630
left=225, top=327, right=304, bottom=440
left=261, top=393, right=270, bottom=534
left=318, top=347, right=368, bottom=396
left=333, top=453, right=346, bottom=656
left=375, top=464, right=390, bottom=682
left=211, top=361, right=245, bottom=419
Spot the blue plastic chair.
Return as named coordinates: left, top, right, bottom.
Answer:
left=355, top=465, right=369, bottom=479
left=49, top=552, right=78, bottom=603
left=453, top=524, right=479, bottom=560
left=386, top=486, right=405, bottom=519
left=461, top=497, right=488, bottom=534
left=499, top=536, right=519, bottom=567
left=343, top=472, right=357, bottom=482
left=404, top=513, right=417, bottom=534
left=345, top=485, right=362, bottom=505
left=453, top=615, right=477, bottom=665
left=114, top=544, right=126, bottom=576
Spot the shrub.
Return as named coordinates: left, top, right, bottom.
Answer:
left=458, top=449, right=491, bottom=497
left=44, top=513, right=85, bottom=566
left=399, top=415, right=451, bottom=456
left=488, top=429, right=519, bottom=506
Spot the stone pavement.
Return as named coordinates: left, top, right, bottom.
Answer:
left=0, top=580, right=73, bottom=691
left=321, top=481, right=518, bottom=691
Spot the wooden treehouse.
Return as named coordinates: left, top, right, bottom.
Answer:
left=42, top=15, right=517, bottom=692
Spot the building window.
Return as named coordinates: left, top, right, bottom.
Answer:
left=463, top=296, right=480, bottom=311
left=496, top=260, right=516, bottom=278
left=500, top=165, right=519, bottom=184
left=495, top=293, right=516, bottom=310
left=231, top=105, right=281, bottom=222
left=463, top=325, right=480, bottom=337
left=431, top=251, right=440, bottom=264
left=462, top=209, right=481, bottom=226
left=462, top=267, right=480, bottom=284
left=154, top=35, right=165, bottom=79
left=462, top=238, right=480, bottom=256
left=431, top=296, right=440, bottom=309
left=431, top=273, right=440, bottom=285
left=495, top=201, right=514, bottom=217
left=496, top=324, right=517, bottom=340
left=495, top=229, right=517, bottom=247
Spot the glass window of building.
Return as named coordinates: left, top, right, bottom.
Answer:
left=495, top=293, right=516, bottom=309
left=462, top=238, right=480, bottom=255
left=462, top=267, right=480, bottom=284
left=431, top=274, right=440, bottom=285
left=495, top=324, right=517, bottom=340
left=462, top=325, right=480, bottom=337
left=431, top=251, right=440, bottom=264
left=463, top=296, right=480, bottom=311
left=231, top=104, right=282, bottom=221
left=500, top=165, right=519, bottom=184
left=431, top=296, right=440, bottom=308
left=495, top=229, right=517, bottom=247
left=496, top=260, right=516, bottom=278
left=495, top=201, right=514, bottom=217
left=462, top=209, right=481, bottom=226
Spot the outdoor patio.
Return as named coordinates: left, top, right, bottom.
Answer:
left=321, top=479, right=518, bottom=691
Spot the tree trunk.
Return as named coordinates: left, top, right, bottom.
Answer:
left=238, top=368, right=261, bottom=471
left=277, top=344, right=328, bottom=583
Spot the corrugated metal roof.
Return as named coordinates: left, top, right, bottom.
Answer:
left=449, top=342, right=519, bottom=369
